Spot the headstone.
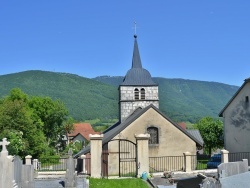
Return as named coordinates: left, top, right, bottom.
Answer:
left=176, top=176, right=203, bottom=188
left=65, top=148, right=77, bottom=188
left=220, top=171, right=250, bottom=188
left=21, top=165, right=35, bottom=188
left=0, top=138, right=10, bottom=157
left=0, top=138, right=35, bottom=188
left=201, top=177, right=221, bottom=188
left=217, top=159, right=248, bottom=178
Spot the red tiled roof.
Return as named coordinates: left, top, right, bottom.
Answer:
left=67, top=123, right=99, bottom=141
left=178, top=122, right=186, bottom=130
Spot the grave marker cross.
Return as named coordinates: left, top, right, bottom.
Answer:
left=0, top=138, right=10, bottom=152
left=68, top=148, right=73, bottom=156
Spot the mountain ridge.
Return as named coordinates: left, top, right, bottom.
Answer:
left=0, top=70, right=239, bottom=123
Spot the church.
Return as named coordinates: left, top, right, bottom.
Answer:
left=75, top=35, right=203, bottom=176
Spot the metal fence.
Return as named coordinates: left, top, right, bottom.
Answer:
left=85, top=157, right=91, bottom=175
left=149, top=156, right=184, bottom=173
left=191, top=154, right=211, bottom=170
left=38, top=157, right=67, bottom=171
left=229, top=152, right=250, bottom=165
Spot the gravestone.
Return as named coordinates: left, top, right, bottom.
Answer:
left=65, top=148, right=77, bottom=188
left=176, top=173, right=221, bottom=188
left=0, top=137, right=10, bottom=157
left=176, top=175, right=203, bottom=188
left=201, top=177, right=221, bottom=188
left=217, top=159, right=248, bottom=178
left=220, top=171, right=250, bottom=188
left=0, top=138, right=35, bottom=188
left=22, top=161, right=35, bottom=188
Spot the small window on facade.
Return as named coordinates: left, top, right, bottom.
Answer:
left=246, top=96, right=249, bottom=102
left=141, top=88, right=145, bottom=100
left=147, top=127, right=159, bottom=144
left=134, top=88, right=139, bottom=100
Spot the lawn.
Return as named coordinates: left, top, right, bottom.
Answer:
left=89, top=178, right=150, bottom=188
left=196, top=159, right=209, bottom=170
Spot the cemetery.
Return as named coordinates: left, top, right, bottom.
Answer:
left=1, top=17, right=250, bottom=188
left=0, top=138, right=89, bottom=188
left=2, top=135, right=250, bottom=188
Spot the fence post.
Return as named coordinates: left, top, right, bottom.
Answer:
left=183, top=152, right=192, bottom=172
left=90, top=134, right=103, bottom=178
left=221, top=149, right=229, bottom=163
left=135, top=133, right=150, bottom=178
left=25, top=155, right=32, bottom=165
left=33, top=159, right=38, bottom=170
left=80, top=155, right=86, bottom=174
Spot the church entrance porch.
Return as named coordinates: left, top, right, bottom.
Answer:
left=102, top=139, right=137, bottom=178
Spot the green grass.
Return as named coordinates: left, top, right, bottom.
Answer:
left=89, top=178, right=149, bottom=188
left=196, top=160, right=209, bottom=170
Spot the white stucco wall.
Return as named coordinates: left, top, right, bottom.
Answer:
left=222, top=81, right=250, bottom=152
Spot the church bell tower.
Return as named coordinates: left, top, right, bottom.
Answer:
left=119, top=35, right=159, bottom=122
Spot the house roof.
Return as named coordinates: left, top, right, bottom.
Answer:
left=72, top=133, right=85, bottom=141
left=74, top=104, right=203, bottom=158
left=120, top=35, right=157, bottom=86
left=219, top=78, right=250, bottom=117
left=178, top=122, right=187, bottom=129
left=187, top=129, right=204, bottom=146
left=68, top=123, right=98, bottom=141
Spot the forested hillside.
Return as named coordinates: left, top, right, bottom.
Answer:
left=0, top=71, right=239, bottom=123
left=0, top=71, right=119, bottom=121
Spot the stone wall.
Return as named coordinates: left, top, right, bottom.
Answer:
left=119, top=86, right=159, bottom=122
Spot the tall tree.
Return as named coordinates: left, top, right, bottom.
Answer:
left=0, top=88, right=71, bottom=158
left=29, top=96, right=69, bottom=147
left=194, top=117, right=224, bottom=155
left=0, top=90, right=46, bottom=158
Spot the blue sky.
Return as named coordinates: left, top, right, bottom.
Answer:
left=0, top=1, right=249, bottom=86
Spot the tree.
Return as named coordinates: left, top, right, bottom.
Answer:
left=63, top=117, right=75, bottom=134
left=28, top=96, right=69, bottom=147
left=0, top=90, right=46, bottom=158
left=0, top=88, right=72, bottom=158
left=194, top=117, right=224, bottom=155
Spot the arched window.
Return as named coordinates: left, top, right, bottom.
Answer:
left=141, top=88, right=145, bottom=100
left=134, top=88, right=139, bottom=100
left=147, top=127, right=159, bottom=144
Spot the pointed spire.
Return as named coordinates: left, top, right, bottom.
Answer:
left=121, top=34, right=157, bottom=86
left=132, top=35, right=142, bottom=68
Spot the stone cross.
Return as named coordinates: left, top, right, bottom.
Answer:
left=0, top=138, right=10, bottom=152
left=68, top=148, right=73, bottom=157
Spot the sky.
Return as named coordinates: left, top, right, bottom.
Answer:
left=0, top=1, right=250, bottom=86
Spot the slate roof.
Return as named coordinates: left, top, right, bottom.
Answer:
left=74, top=104, right=203, bottom=158
left=120, top=35, right=157, bottom=86
left=67, top=123, right=98, bottom=141
left=186, top=129, right=204, bottom=146
left=219, top=78, right=250, bottom=117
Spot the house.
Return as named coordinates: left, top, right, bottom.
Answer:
left=75, top=35, right=203, bottom=175
left=219, top=78, right=250, bottom=153
left=67, top=123, right=98, bottom=146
